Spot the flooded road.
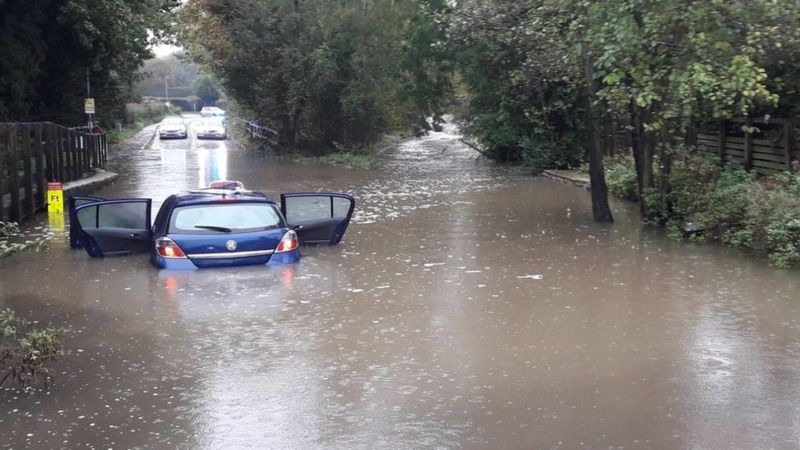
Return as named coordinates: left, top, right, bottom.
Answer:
left=2, top=117, right=800, bottom=449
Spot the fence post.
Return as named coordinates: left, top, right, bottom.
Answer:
left=80, top=132, right=88, bottom=174
left=94, top=134, right=100, bottom=168
left=784, top=118, right=795, bottom=169
left=685, top=124, right=697, bottom=152
left=44, top=124, right=54, bottom=181
left=101, top=133, right=107, bottom=166
left=58, top=127, right=66, bottom=182
left=0, top=125, right=8, bottom=221
left=22, top=124, right=34, bottom=218
left=67, top=130, right=76, bottom=181
left=744, top=116, right=753, bottom=171
left=8, top=124, right=21, bottom=221
left=61, top=127, right=68, bottom=181
left=33, top=123, right=45, bottom=211
left=89, top=134, right=96, bottom=168
left=717, top=121, right=728, bottom=167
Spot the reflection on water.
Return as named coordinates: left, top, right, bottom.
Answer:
left=196, top=146, right=228, bottom=188
left=1, top=120, right=800, bottom=449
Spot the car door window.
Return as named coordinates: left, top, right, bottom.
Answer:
left=77, top=205, right=98, bottom=229
left=78, top=202, right=149, bottom=229
left=72, top=199, right=152, bottom=257
left=332, top=196, right=352, bottom=218
left=284, top=196, right=334, bottom=223
left=98, top=202, right=149, bottom=228
left=281, top=193, right=355, bottom=245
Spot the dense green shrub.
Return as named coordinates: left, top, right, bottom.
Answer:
left=0, top=308, right=62, bottom=388
left=0, top=222, right=48, bottom=257
left=604, top=157, right=639, bottom=201
left=745, top=173, right=800, bottom=268
left=602, top=154, right=800, bottom=268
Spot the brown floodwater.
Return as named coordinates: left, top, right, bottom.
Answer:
left=1, top=117, right=799, bottom=449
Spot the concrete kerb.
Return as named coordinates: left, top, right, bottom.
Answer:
left=143, top=124, right=158, bottom=149
left=62, top=169, right=119, bottom=198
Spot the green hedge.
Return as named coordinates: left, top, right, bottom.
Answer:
left=606, top=156, right=800, bottom=268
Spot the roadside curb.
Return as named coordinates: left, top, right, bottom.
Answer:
left=63, top=169, right=119, bottom=198
left=542, top=170, right=591, bottom=190
left=143, top=125, right=157, bottom=149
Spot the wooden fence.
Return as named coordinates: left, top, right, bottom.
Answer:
left=0, top=122, right=107, bottom=222
left=695, top=118, right=798, bottom=174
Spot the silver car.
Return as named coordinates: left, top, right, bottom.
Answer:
left=158, top=117, right=188, bottom=139
left=196, top=117, right=227, bottom=140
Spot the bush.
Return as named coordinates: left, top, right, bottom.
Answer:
left=745, top=173, right=800, bottom=268
left=326, top=151, right=374, bottom=169
left=0, top=308, right=62, bottom=388
left=658, top=155, right=800, bottom=268
left=0, top=222, right=48, bottom=257
left=604, top=156, right=639, bottom=201
left=603, top=152, right=800, bottom=268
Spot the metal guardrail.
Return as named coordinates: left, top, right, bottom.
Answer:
left=241, top=120, right=278, bottom=146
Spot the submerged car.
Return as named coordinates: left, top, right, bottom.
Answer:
left=68, top=185, right=355, bottom=269
left=159, top=117, right=188, bottom=139
left=196, top=117, right=227, bottom=139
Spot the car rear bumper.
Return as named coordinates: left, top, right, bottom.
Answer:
left=159, top=132, right=187, bottom=139
left=197, top=132, right=226, bottom=139
left=153, top=248, right=300, bottom=269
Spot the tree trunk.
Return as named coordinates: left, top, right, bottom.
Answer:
left=656, top=128, right=673, bottom=225
left=582, top=49, right=614, bottom=223
left=629, top=102, right=654, bottom=218
left=280, top=115, right=296, bottom=147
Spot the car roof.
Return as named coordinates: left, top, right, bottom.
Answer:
left=162, top=116, right=184, bottom=123
left=169, top=189, right=276, bottom=207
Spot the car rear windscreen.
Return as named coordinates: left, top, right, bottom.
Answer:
left=170, top=203, right=283, bottom=233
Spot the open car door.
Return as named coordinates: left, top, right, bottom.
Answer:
left=71, top=198, right=152, bottom=257
left=280, top=193, right=355, bottom=245
left=68, top=195, right=106, bottom=249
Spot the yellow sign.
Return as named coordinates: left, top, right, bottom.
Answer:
left=47, top=182, right=64, bottom=214
left=84, top=98, right=95, bottom=114
left=48, top=210, right=65, bottom=230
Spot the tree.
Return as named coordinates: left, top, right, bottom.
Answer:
left=136, top=52, right=200, bottom=98
left=194, top=73, right=220, bottom=105
left=0, top=0, right=178, bottom=124
left=449, top=0, right=613, bottom=222
left=591, top=0, right=800, bottom=221
left=181, top=0, right=450, bottom=150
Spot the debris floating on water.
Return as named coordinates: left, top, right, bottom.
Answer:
left=517, top=274, right=544, bottom=280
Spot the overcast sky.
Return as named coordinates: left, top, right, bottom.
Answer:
left=152, top=44, right=182, bottom=57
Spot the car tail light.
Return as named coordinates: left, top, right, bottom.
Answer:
left=155, top=237, right=187, bottom=258
left=275, top=230, right=298, bottom=253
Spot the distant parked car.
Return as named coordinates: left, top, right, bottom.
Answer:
left=196, top=117, right=227, bottom=140
left=200, top=106, right=226, bottom=121
left=68, top=184, right=356, bottom=269
left=158, top=117, right=188, bottom=139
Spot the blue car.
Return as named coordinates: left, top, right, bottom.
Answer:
left=68, top=186, right=355, bottom=269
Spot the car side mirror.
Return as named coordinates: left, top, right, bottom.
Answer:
left=293, top=225, right=304, bottom=231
